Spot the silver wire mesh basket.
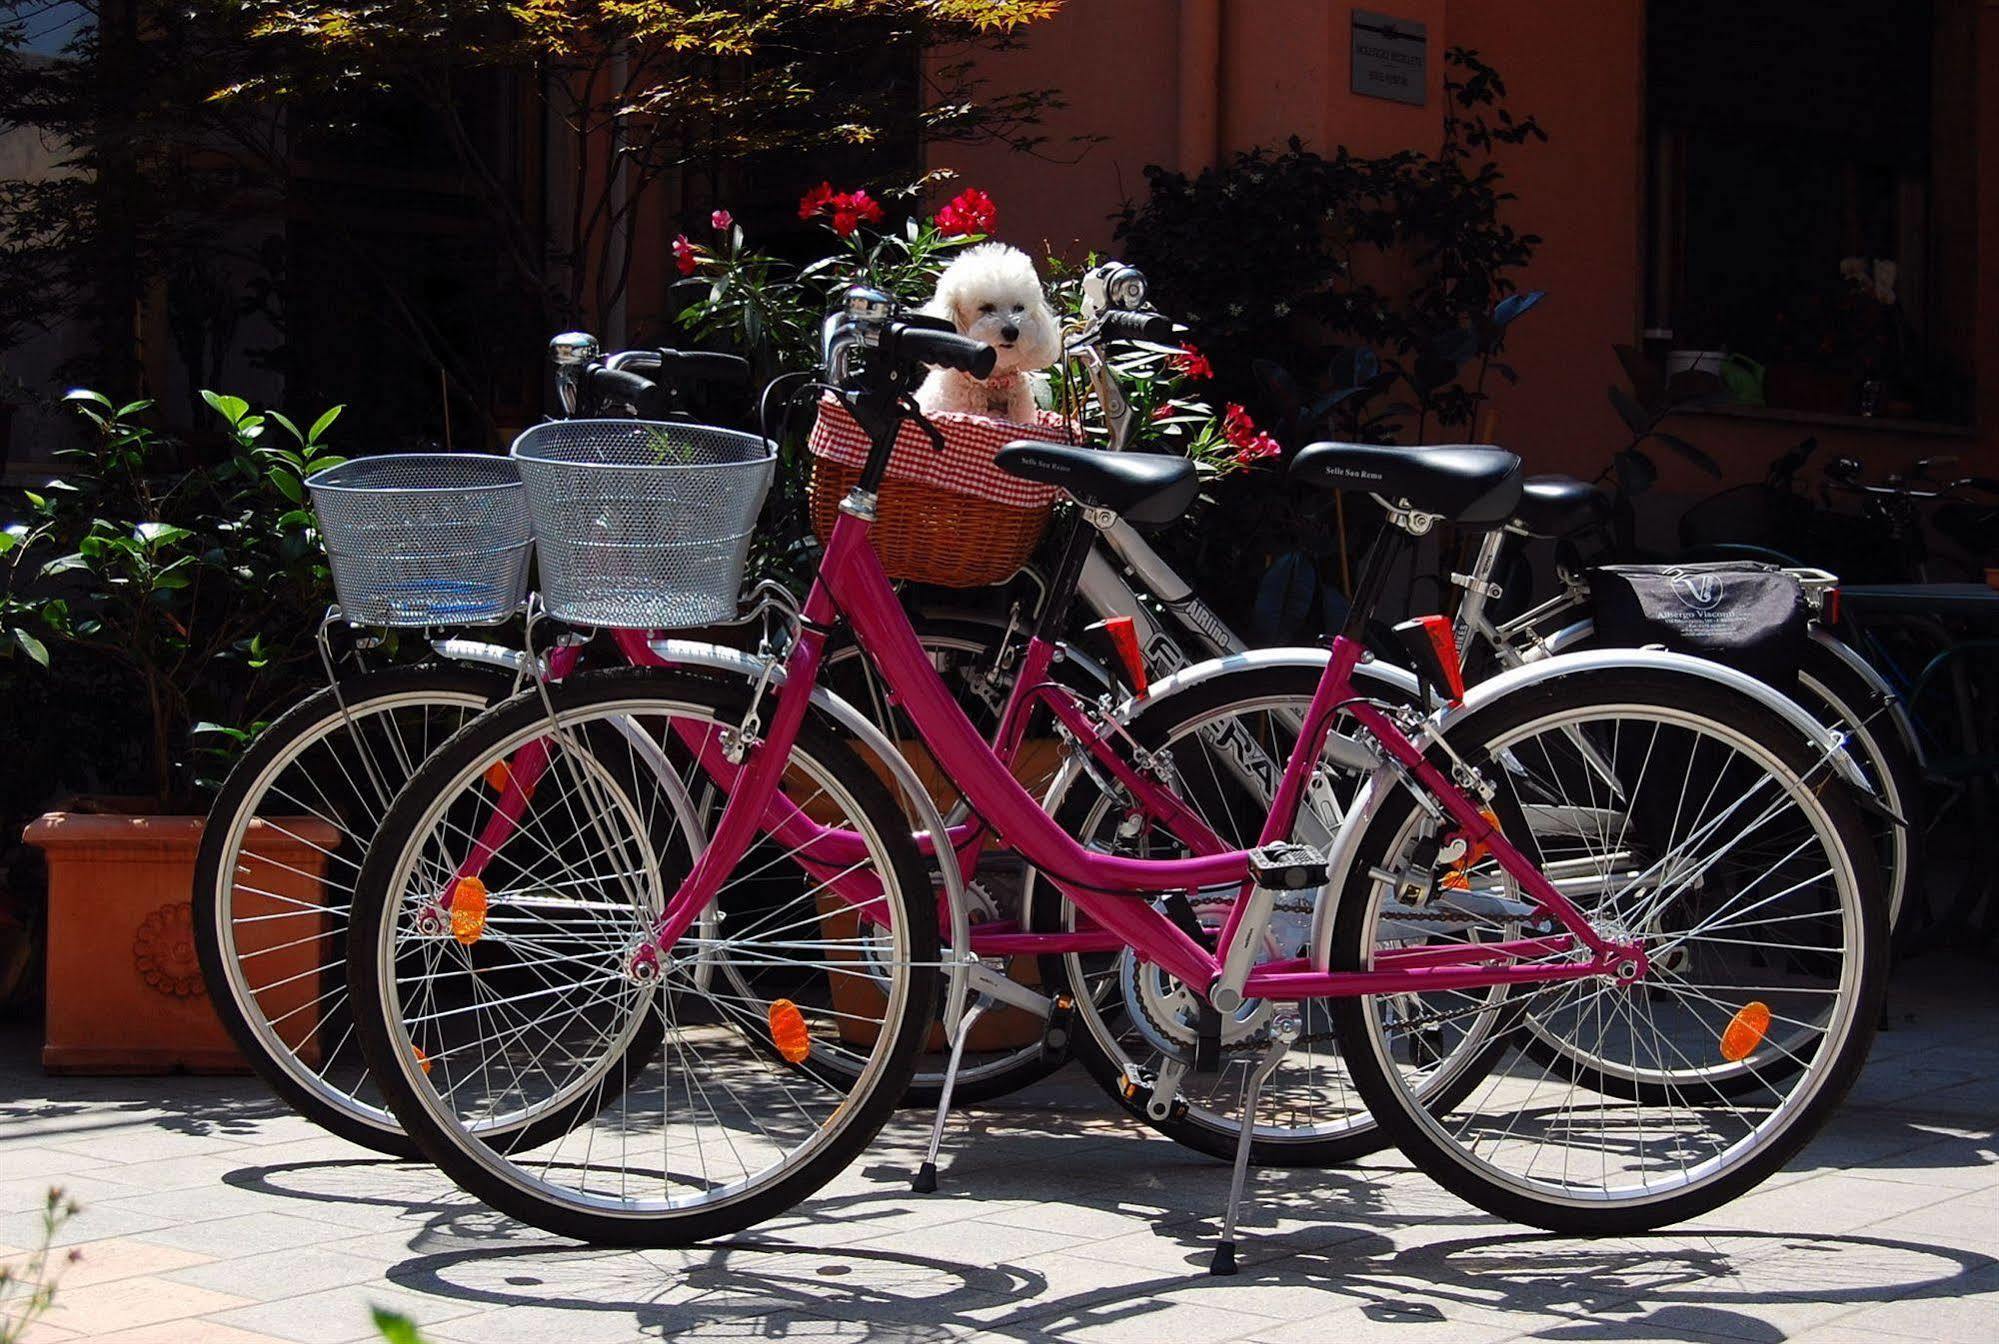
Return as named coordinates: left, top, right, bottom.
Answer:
left=306, top=454, right=532, bottom=627
left=511, top=420, right=776, bottom=628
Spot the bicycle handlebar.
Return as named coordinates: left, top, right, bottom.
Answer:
left=613, top=348, right=752, bottom=385
left=584, top=363, right=658, bottom=411
left=1096, top=309, right=1175, bottom=343
left=887, top=323, right=997, bottom=378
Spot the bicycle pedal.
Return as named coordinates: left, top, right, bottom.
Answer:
left=1195, top=1001, right=1223, bottom=1073
left=1041, top=993, right=1076, bottom=1060
left=1247, top=841, right=1327, bottom=891
left=1118, top=1068, right=1188, bottom=1123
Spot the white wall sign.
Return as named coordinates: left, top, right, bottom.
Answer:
left=1351, top=11, right=1427, bottom=106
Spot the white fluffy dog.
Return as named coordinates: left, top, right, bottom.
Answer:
left=915, top=243, right=1061, bottom=422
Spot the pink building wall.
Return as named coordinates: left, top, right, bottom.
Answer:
left=926, top=1, right=1992, bottom=486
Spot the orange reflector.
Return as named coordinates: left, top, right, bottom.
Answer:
left=414, top=1045, right=433, bottom=1075
left=1720, top=1001, right=1772, bottom=1062
left=449, top=876, right=489, bottom=946
left=1101, top=616, right=1149, bottom=698
left=768, top=998, right=812, bottom=1064
left=485, top=760, right=533, bottom=800
left=1441, top=809, right=1502, bottom=891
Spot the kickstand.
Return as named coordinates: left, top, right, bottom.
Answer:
left=1211, top=1005, right=1300, bottom=1276
left=912, top=993, right=992, bottom=1193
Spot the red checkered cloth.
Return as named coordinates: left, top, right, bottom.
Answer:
left=808, top=397, right=1074, bottom=510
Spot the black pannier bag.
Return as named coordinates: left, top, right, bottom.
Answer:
left=1588, top=562, right=1808, bottom=690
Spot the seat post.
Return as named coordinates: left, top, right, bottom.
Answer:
left=1338, top=515, right=1414, bottom=643
left=1028, top=509, right=1099, bottom=647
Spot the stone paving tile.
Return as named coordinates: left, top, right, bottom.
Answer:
left=22, top=1236, right=214, bottom=1290
left=205, top=1281, right=486, bottom=1344
left=84, top=1324, right=299, bottom=1344
left=33, top=1274, right=253, bottom=1336
left=0, top=1174, right=143, bottom=1218
left=164, top=1245, right=392, bottom=1302
left=1244, top=1300, right=1524, bottom=1344
left=4, top=957, right=1998, bottom=1343
left=0, top=1200, right=176, bottom=1251
left=0, top=1147, right=119, bottom=1181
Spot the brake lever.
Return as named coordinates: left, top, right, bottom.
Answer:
left=899, top=393, right=949, bottom=453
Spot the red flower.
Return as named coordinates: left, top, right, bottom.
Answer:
left=1221, top=403, right=1280, bottom=465
left=1221, top=403, right=1257, bottom=447
left=710, top=209, right=733, bottom=232
left=800, top=183, right=886, bottom=238
left=934, top=187, right=998, bottom=237
left=797, top=182, right=835, bottom=220
left=1234, top=432, right=1282, bottom=465
left=1171, top=342, right=1213, bottom=380
left=672, top=234, right=699, bottom=277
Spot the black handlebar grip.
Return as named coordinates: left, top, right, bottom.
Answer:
left=585, top=364, right=659, bottom=409
left=658, top=349, right=751, bottom=384
left=893, top=325, right=998, bottom=379
left=1099, top=309, right=1174, bottom=343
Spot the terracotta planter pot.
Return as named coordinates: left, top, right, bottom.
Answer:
left=25, top=811, right=338, bottom=1075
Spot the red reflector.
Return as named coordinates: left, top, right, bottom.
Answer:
left=1391, top=614, right=1467, bottom=707
left=1100, top=616, right=1149, bottom=698
left=1823, top=587, right=1841, bottom=626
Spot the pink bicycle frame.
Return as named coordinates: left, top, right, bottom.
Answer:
left=638, top=495, right=1646, bottom=1004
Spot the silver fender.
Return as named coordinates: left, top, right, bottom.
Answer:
left=1307, top=643, right=1871, bottom=972
left=1534, top=620, right=1900, bottom=781
left=1035, top=645, right=1421, bottom=825
left=1809, top=626, right=1923, bottom=769
left=647, top=638, right=975, bottom=1039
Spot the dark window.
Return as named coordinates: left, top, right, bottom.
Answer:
left=1646, top=1, right=1974, bottom=424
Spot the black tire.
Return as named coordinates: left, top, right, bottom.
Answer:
left=1329, top=668, right=1887, bottom=1234
left=1028, top=661, right=1507, bottom=1166
left=1793, top=636, right=1924, bottom=939
left=348, top=667, right=940, bottom=1245
left=193, top=664, right=515, bottom=1158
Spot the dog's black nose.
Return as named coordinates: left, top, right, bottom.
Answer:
left=1000, top=325, right=1020, bottom=342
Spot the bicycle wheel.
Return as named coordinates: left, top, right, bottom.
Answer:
left=193, top=664, right=515, bottom=1156
left=348, top=667, right=940, bottom=1245
left=1028, top=663, right=1506, bottom=1166
left=1330, top=668, right=1886, bottom=1233
left=1794, top=637, right=1923, bottom=937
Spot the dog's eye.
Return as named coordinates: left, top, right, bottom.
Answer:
left=978, top=303, right=997, bottom=315
left=1012, top=304, right=1024, bottom=313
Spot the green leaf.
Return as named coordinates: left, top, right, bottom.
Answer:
left=62, top=389, right=112, bottom=409
left=267, top=411, right=305, bottom=444
left=307, top=406, right=343, bottom=443
left=201, top=390, right=251, bottom=426
left=134, top=522, right=193, bottom=547
left=10, top=627, right=48, bottom=667
left=271, top=471, right=304, bottom=504
left=0, top=532, right=14, bottom=556
left=40, top=553, right=89, bottom=577
left=1607, top=384, right=1652, bottom=437
left=371, top=1308, right=425, bottom=1344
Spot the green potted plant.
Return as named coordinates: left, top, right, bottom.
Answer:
left=5, top=390, right=344, bottom=1071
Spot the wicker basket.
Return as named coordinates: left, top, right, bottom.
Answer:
left=806, top=399, right=1067, bottom=588
left=808, top=458, right=1050, bottom=588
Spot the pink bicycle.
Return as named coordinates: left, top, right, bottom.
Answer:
left=347, top=288, right=1886, bottom=1266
